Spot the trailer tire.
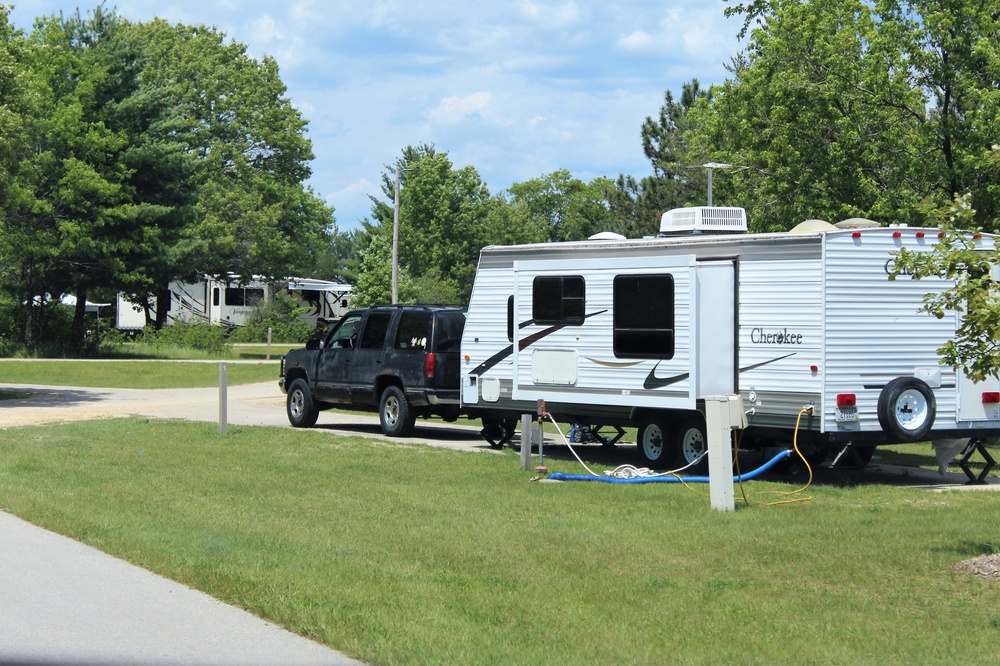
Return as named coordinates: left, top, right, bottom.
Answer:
left=379, top=385, right=416, bottom=437
left=481, top=418, right=516, bottom=449
left=637, top=418, right=670, bottom=467
left=287, top=379, right=319, bottom=428
left=674, top=415, right=709, bottom=473
left=877, top=377, right=936, bottom=442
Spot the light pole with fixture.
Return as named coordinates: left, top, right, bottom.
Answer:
left=688, top=162, right=746, bottom=206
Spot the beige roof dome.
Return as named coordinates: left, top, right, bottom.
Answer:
left=835, top=217, right=880, bottom=229
left=789, top=219, right=837, bottom=233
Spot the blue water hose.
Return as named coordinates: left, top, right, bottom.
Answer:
left=547, top=449, right=793, bottom=484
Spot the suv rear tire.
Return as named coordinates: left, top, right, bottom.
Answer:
left=380, top=385, right=416, bottom=437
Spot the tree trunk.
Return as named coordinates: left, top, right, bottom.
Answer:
left=154, top=286, right=170, bottom=329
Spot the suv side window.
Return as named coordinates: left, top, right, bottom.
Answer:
left=359, top=311, right=392, bottom=350
left=325, top=313, right=363, bottom=348
left=395, top=312, right=432, bottom=350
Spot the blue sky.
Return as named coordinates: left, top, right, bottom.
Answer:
left=8, top=1, right=744, bottom=230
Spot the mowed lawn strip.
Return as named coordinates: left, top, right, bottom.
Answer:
left=0, top=360, right=278, bottom=389
left=1, top=418, right=999, bottom=665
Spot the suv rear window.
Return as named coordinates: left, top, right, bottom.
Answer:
left=433, top=311, right=465, bottom=352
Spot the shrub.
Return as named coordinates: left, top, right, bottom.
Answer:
left=138, top=321, right=231, bottom=355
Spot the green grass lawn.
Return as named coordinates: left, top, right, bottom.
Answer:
left=0, top=360, right=278, bottom=389
left=1, top=418, right=999, bottom=665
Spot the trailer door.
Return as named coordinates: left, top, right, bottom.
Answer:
left=693, top=258, right=737, bottom=397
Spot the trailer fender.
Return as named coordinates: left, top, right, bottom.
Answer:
left=877, top=377, right=936, bottom=442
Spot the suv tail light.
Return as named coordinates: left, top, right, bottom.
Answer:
left=424, top=352, right=437, bottom=380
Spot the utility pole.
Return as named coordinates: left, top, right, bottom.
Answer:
left=392, top=166, right=401, bottom=304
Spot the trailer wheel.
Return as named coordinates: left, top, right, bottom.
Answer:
left=637, top=418, right=669, bottom=466
left=480, top=418, right=516, bottom=449
left=674, top=415, right=709, bottom=472
left=877, top=377, right=936, bottom=442
left=286, top=379, right=319, bottom=428
left=379, top=385, right=416, bottom=437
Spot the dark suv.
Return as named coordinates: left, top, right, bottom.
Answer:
left=279, top=305, right=466, bottom=436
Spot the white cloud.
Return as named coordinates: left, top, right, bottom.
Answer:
left=429, top=92, right=495, bottom=124
left=617, top=30, right=653, bottom=51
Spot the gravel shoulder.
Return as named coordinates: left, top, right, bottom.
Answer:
left=0, top=381, right=498, bottom=452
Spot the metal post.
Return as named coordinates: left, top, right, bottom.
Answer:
left=705, top=395, right=740, bottom=512
left=392, top=166, right=401, bottom=305
left=219, top=362, right=228, bottom=435
left=266, top=327, right=272, bottom=360
left=520, top=414, right=532, bottom=471
left=707, top=166, right=714, bottom=206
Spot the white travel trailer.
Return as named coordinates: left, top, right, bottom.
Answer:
left=116, top=277, right=352, bottom=330
left=460, top=206, right=1000, bottom=470
left=283, top=278, right=353, bottom=324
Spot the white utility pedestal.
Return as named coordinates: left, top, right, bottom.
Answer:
left=704, top=395, right=747, bottom=513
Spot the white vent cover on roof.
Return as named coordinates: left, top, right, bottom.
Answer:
left=659, top=206, right=748, bottom=235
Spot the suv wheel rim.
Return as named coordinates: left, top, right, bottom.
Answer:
left=290, top=391, right=304, bottom=419
left=383, top=395, right=399, bottom=427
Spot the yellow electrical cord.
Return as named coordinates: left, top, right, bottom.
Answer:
left=764, top=406, right=814, bottom=506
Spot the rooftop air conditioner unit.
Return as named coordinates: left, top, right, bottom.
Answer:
left=659, top=206, right=748, bottom=235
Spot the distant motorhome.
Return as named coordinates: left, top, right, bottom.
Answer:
left=116, top=276, right=352, bottom=330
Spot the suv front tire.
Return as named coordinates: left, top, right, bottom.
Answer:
left=287, top=378, right=319, bottom=428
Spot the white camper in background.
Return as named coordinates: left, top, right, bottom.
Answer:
left=460, top=206, right=1000, bottom=470
left=283, top=278, right=353, bottom=324
left=116, top=276, right=270, bottom=330
left=116, top=277, right=352, bottom=330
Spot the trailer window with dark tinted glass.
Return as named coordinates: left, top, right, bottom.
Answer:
left=613, top=274, right=674, bottom=358
left=532, top=276, right=585, bottom=325
left=224, top=287, right=264, bottom=307
left=507, top=296, right=514, bottom=341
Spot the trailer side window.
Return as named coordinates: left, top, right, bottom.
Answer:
left=224, top=287, right=245, bottom=306
left=613, top=274, right=674, bottom=359
left=507, top=296, right=514, bottom=341
left=532, top=276, right=585, bottom=325
left=224, top=287, right=265, bottom=307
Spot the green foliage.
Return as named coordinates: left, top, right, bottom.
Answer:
left=351, top=231, right=415, bottom=307
left=699, top=0, right=1000, bottom=232
left=227, top=291, right=315, bottom=344
left=507, top=169, right=611, bottom=241
left=889, top=191, right=1000, bottom=381
left=136, top=321, right=231, bottom=355
left=0, top=6, right=333, bottom=351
